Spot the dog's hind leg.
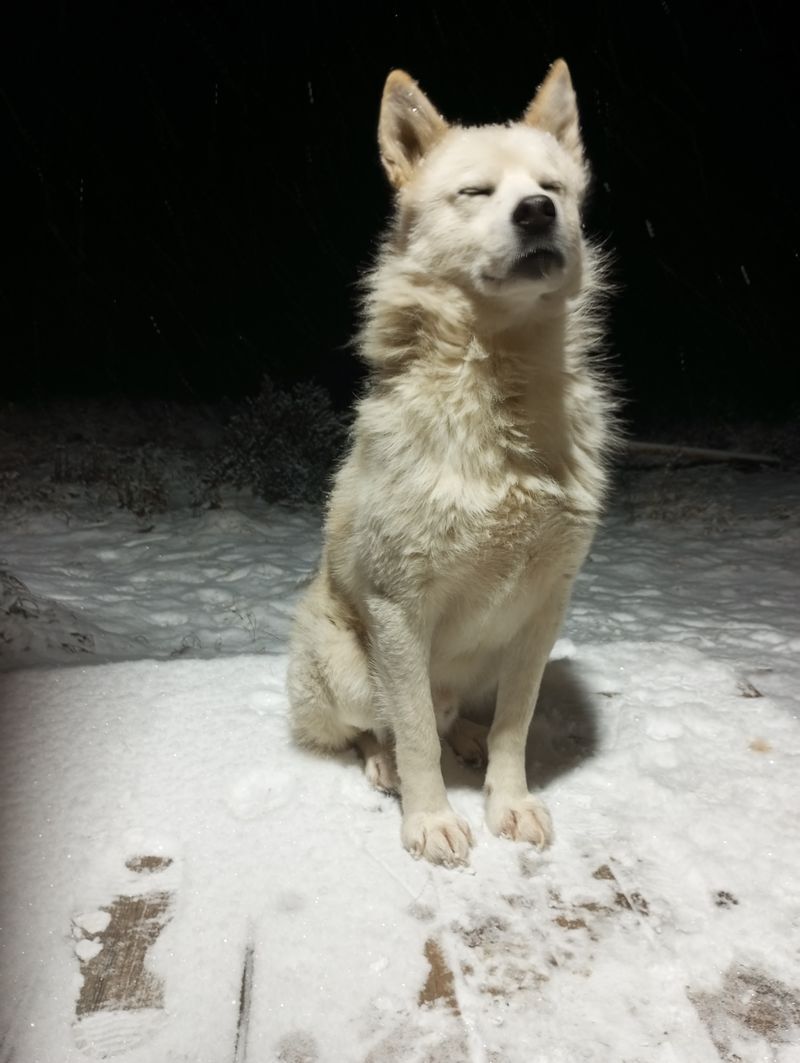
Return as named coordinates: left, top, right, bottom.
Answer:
left=287, top=647, right=361, bottom=753
left=287, top=574, right=374, bottom=754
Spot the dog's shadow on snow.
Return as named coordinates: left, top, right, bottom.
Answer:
left=444, top=657, right=601, bottom=791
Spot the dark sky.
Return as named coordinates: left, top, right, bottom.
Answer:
left=2, top=1, right=798, bottom=426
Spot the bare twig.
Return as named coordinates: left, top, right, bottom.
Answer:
left=233, top=939, right=255, bottom=1063
left=625, top=441, right=779, bottom=466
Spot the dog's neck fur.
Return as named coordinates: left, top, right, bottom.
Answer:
left=356, top=253, right=612, bottom=511
left=359, top=253, right=573, bottom=371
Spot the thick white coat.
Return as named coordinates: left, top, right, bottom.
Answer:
left=288, top=61, right=616, bottom=865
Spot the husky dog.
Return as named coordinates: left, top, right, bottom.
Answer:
left=288, top=60, right=615, bottom=866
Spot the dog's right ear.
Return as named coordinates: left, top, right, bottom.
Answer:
left=378, top=71, right=448, bottom=188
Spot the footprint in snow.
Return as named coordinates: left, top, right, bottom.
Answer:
left=71, top=854, right=178, bottom=1058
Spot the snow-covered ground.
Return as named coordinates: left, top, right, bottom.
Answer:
left=1, top=422, right=799, bottom=1062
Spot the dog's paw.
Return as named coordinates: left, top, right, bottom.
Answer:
left=364, top=748, right=401, bottom=795
left=485, top=793, right=553, bottom=848
left=401, top=809, right=474, bottom=867
left=446, top=717, right=489, bottom=769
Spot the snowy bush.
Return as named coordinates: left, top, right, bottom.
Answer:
left=206, top=376, right=349, bottom=505
left=53, top=442, right=168, bottom=518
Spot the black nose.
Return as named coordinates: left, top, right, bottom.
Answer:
left=512, top=195, right=556, bottom=234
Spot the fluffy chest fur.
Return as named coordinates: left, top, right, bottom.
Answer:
left=328, top=312, right=610, bottom=617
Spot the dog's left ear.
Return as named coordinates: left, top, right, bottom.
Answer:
left=523, top=59, right=584, bottom=167
left=379, top=71, right=448, bottom=188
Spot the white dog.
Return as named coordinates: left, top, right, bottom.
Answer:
left=288, top=60, right=615, bottom=866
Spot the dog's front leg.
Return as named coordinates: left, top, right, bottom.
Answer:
left=484, top=590, right=571, bottom=848
left=367, top=595, right=473, bottom=866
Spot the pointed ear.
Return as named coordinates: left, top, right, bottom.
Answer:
left=378, top=70, right=448, bottom=188
left=523, top=59, right=584, bottom=166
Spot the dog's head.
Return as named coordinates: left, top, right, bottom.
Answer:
left=378, top=61, right=589, bottom=306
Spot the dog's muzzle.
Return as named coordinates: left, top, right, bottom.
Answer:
left=508, top=195, right=565, bottom=279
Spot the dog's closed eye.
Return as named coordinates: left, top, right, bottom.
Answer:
left=539, top=180, right=564, bottom=194
left=458, top=185, right=495, bottom=197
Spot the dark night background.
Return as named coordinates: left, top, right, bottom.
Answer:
left=2, top=0, right=798, bottom=434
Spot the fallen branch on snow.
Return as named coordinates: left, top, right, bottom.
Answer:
left=625, top=441, right=780, bottom=466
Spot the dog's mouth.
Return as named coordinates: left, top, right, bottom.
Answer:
left=510, top=246, right=565, bottom=279
left=480, top=246, right=566, bottom=287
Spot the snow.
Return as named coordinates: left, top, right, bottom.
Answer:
left=2, top=458, right=800, bottom=1062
